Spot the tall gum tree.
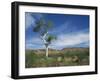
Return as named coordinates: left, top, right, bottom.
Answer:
left=33, top=18, right=57, bottom=57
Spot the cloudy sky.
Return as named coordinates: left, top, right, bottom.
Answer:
left=25, top=12, right=89, bottom=50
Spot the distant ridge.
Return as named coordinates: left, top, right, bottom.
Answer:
left=26, top=47, right=89, bottom=51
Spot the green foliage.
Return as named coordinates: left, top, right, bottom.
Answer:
left=33, top=18, right=57, bottom=52
left=46, top=35, right=57, bottom=43
left=33, top=18, right=53, bottom=36
left=25, top=51, right=37, bottom=68
left=25, top=48, right=89, bottom=68
left=46, top=21, right=53, bottom=28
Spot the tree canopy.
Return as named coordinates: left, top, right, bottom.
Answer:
left=33, top=18, right=57, bottom=57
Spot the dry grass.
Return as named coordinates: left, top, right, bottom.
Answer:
left=25, top=48, right=89, bottom=68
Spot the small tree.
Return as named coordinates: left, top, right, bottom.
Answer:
left=33, top=18, right=57, bottom=57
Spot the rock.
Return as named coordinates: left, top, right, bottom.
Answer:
left=57, top=57, right=62, bottom=62
left=64, top=57, right=72, bottom=62
left=72, top=56, right=79, bottom=62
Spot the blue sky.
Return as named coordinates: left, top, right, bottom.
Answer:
left=25, top=12, right=89, bottom=50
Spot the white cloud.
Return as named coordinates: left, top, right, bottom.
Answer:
left=25, top=37, right=45, bottom=49
left=50, top=32, right=89, bottom=49
left=25, top=13, right=36, bottom=29
left=25, top=13, right=44, bottom=30
left=25, top=43, right=44, bottom=49
left=26, top=31, right=89, bottom=49
left=26, top=32, right=89, bottom=49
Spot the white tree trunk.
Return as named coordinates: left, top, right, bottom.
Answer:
left=46, top=46, right=48, bottom=57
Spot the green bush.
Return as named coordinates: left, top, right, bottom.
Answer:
left=25, top=48, right=89, bottom=68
